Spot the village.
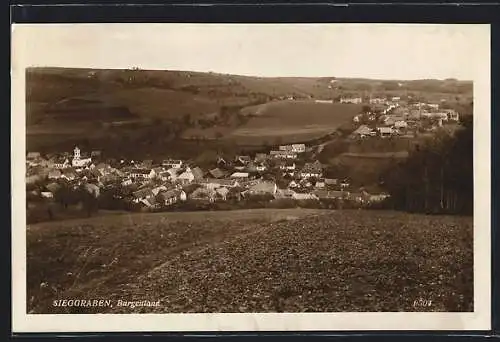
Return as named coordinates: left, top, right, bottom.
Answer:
left=26, top=144, right=380, bottom=215
left=25, top=96, right=461, bottom=218
left=347, top=95, right=461, bottom=139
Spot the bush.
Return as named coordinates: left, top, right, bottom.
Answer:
left=269, top=198, right=297, bottom=209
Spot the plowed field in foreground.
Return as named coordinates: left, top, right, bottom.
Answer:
left=27, top=209, right=473, bottom=313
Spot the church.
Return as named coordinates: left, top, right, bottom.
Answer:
left=72, top=146, right=92, bottom=168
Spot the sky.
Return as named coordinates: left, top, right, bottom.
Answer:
left=12, top=23, right=489, bottom=80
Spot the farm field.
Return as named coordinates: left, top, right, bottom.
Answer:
left=27, top=209, right=473, bottom=314
left=226, top=100, right=362, bottom=145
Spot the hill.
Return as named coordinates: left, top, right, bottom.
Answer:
left=25, top=67, right=473, bottom=153
left=27, top=209, right=473, bottom=313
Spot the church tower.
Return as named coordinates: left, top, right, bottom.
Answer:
left=73, top=146, right=81, bottom=160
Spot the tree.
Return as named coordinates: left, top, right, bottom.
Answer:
left=382, top=116, right=472, bottom=215
left=80, top=185, right=99, bottom=217
left=362, top=105, right=371, bottom=114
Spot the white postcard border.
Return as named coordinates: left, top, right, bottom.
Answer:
left=11, top=23, right=491, bottom=332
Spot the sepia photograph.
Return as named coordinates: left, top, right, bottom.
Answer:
left=11, top=23, right=490, bottom=332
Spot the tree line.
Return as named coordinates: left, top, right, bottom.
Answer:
left=382, top=115, right=473, bottom=215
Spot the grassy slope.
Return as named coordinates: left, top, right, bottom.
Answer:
left=27, top=209, right=472, bottom=313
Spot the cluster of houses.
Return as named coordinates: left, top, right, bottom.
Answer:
left=340, top=96, right=401, bottom=106
left=350, top=100, right=460, bottom=139
left=26, top=143, right=390, bottom=212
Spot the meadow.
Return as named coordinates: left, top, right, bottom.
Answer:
left=27, top=209, right=473, bottom=314
left=225, top=100, right=362, bottom=145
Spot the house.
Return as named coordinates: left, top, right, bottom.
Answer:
left=377, top=127, right=394, bottom=138
left=130, top=168, right=156, bottom=180
left=132, top=188, right=154, bottom=203
left=166, top=168, right=182, bottom=181
left=279, top=144, right=306, bottom=153
left=199, top=178, right=240, bottom=190
left=324, top=178, right=338, bottom=188
left=160, top=189, right=187, bottom=206
left=300, top=161, right=323, bottom=179
left=177, top=167, right=195, bottom=184
left=292, top=192, right=318, bottom=200
left=245, top=161, right=266, bottom=173
left=315, top=179, right=326, bottom=189
left=53, top=157, right=70, bottom=169
left=369, top=98, right=386, bottom=105
left=288, top=180, right=300, bottom=189
left=365, top=192, right=390, bottom=203
left=352, top=125, right=373, bottom=139
left=40, top=191, right=54, bottom=199
left=230, top=172, right=249, bottom=179
left=235, top=155, right=252, bottom=165
left=340, top=97, right=362, bottom=104
left=208, top=168, right=226, bottom=179
left=121, top=178, right=133, bottom=186
left=298, top=179, right=313, bottom=188
left=255, top=163, right=267, bottom=172
left=140, top=197, right=158, bottom=209
left=391, top=96, right=401, bottom=102
left=279, top=160, right=296, bottom=171
left=269, top=150, right=297, bottom=159
left=393, top=120, right=408, bottom=129
left=156, top=171, right=170, bottom=182
left=248, top=181, right=277, bottom=196
left=162, top=159, right=183, bottom=169
left=94, top=163, right=114, bottom=179
left=291, top=143, right=306, bottom=153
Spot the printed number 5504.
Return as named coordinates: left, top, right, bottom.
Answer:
left=413, top=298, right=432, bottom=307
